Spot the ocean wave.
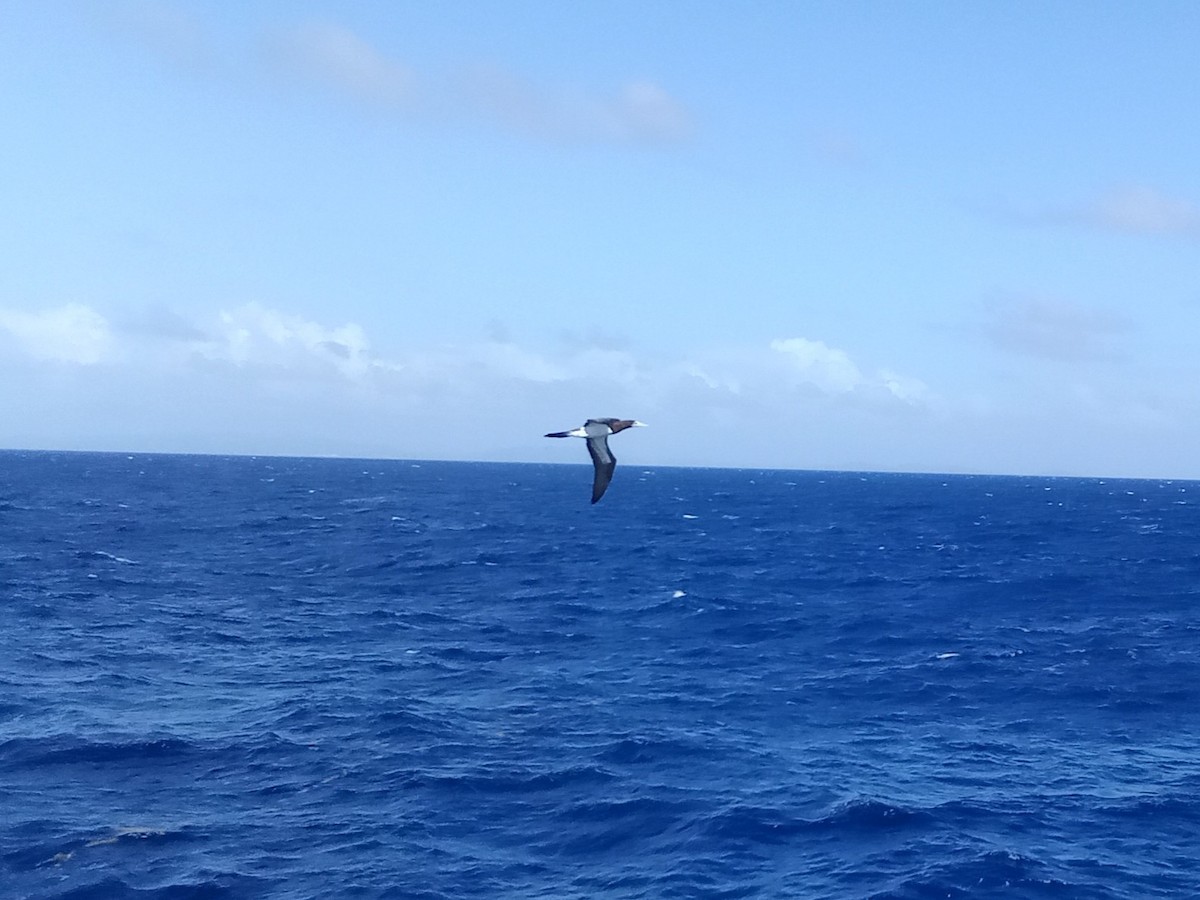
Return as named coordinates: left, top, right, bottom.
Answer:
left=5, top=824, right=195, bottom=874
left=371, top=708, right=455, bottom=739
left=879, top=849, right=1091, bottom=899
left=1098, top=794, right=1200, bottom=821
left=417, top=764, right=616, bottom=795
left=0, top=736, right=198, bottom=770
left=701, top=798, right=930, bottom=846
left=73, top=549, right=139, bottom=565
left=35, top=871, right=272, bottom=900
left=542, top=795, right=697, bottom=856
left=597, top=734, right=714, bottom=765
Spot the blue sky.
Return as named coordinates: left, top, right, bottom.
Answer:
left=3, top=1, right=1200, bottom=476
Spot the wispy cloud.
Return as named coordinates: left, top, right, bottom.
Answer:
left=981, top=296, right=1131, bottom=362
left=94, top=6, right=692, bottom=146
left=1086, top=185, right=1200, bottom=235
left=1007, top=184, right=1200, bottom=238
left=99, top=0, right=211, bottom=69
left=271, top=21, right=691, bottom=144
left=458, top=66, right=692, bottom=143
left=274, top=21, right=415, bottom=109
left=810, top=127, right=864, bottom=165
left=390, top=339, right=572, bottom=387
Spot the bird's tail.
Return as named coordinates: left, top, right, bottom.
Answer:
left=544, top=431, right=572, bottom=438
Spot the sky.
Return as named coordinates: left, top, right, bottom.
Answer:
left=3, top=1, right=1200, bottom=477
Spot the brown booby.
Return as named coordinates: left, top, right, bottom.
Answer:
left=545, top=417, right=646, bottom=503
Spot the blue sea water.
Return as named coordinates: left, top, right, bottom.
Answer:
left=3, top=451, right=1200, bottom=900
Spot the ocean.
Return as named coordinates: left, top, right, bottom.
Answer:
left=2, top=450, right=1199, bottom=899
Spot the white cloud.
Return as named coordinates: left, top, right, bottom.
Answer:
left=18, top=302, right=1186, bottom=479
left=677, top=362, right=734, bottom=393
left=879, top=369, right=930, bottom=403
left=0, top=304, right=114, bottom=364
left=185, top=305, right=592, bottom=388
left=770, top=337, right=864, bottom=393
left=0, top=304, right=927, bottom=414
left=768, top=337, right=931, bottom=405
left=199, top=304, right=378, bottom=379
left=1, top=303, right=946, bottom=468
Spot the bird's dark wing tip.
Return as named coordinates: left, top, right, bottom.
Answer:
left=590, top=470, right=613, bottom=503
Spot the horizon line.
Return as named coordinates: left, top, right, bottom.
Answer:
left=2, top=445, right=1195, bottom=484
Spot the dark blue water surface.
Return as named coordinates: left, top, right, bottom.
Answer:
left=3, top=451, right=1200, bottom=899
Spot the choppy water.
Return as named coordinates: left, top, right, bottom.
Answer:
left=3, top=451, right=1200, bottom=899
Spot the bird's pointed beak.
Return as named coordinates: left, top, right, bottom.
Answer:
left=632, top=421, right=647, bottom=427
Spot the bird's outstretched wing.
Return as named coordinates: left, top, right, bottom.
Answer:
left=586, top=436, right=617, bottom=504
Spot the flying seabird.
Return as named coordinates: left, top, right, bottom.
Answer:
left=545, top=417, right=646, bottom=503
